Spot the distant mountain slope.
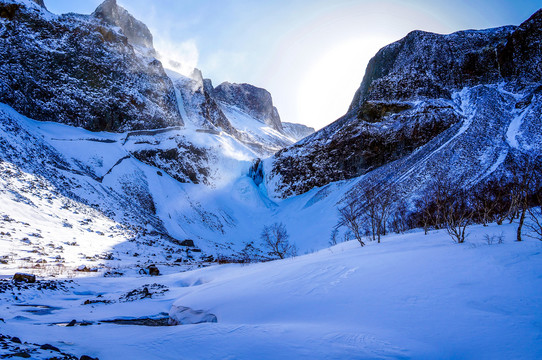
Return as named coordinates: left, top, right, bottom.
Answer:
left=282, top=122, right=315, bottom=141
left=0, top=101, right=351, bottom=275
left=268, top=10, right=542, bottom=198
left=168, top=70, right=297, bottom=156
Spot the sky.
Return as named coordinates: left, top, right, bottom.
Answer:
left=45, top=0, right=541, bottom=130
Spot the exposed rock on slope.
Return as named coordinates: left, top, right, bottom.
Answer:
left=0, top=0, right=307, bottom=156
left=269, top=10, right=542, bottom=198
left=0, top=0, right=182, bottom=131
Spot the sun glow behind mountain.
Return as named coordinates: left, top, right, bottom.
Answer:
left=296, top=37, right=390, bottom=130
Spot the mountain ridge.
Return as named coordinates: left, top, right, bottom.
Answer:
left=267, top=10, right=542, bottom=198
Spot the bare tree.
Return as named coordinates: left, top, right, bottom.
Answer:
left=442, top=187, right=473, bottom=244
left=415, top=174, right=473, bottom=243
left=471, top=180, right=503, bottom=226
left=525, top=163, right=542, bottom=241
left=329, top=228, right=339, bottom=246
left=526, top=207, right=542, bottom=241
left=260, top=222, right=297, bottom=259
left=362, top=183, right=396, bottom=243
left=508, top=154, right=542, bottom=242
left=415, top=174, right=450, bottom=234
left=390, top=199, right=410, bottom=234
left=337, top=200, right=366, bottom=247
left=337, top=182, right=397, bottom=246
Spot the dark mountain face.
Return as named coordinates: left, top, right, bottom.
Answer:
left=0, top=0, right=182, bottom=132
left=498, top=9, right=542, bottom=85
left=269, top=10, right=542, bottom=198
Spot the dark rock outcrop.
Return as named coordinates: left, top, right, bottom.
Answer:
left=0, top=0, right=182, bottom=131
left=40, top=344, right=60, bottom=352
left=269, top=10, right=542, bottom=198
left=147, top=264, right=159, bottom=276
left=31, top=0, right=45, bottom=9
left=13, top=273, right=36, bottom=283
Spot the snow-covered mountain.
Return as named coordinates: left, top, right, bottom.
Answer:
left=268, top=10, right=542, bottom=198
left=281, top=122, right=315, bottom=141
left=0, top=1, right=541, bottom=359
left=0, top=0, right=331, bottom=275
left=0, top=0, right=540, bottom=267
left=0, top=0, right=304, bottom=154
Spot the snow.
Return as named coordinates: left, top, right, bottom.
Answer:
left=1, top=222, right=541, bottom=359
left=506, top=104, right=531, bottom=149
left=218, top=101, right=296, bottom=147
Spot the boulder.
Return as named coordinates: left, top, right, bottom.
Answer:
left=12, top=273, right=36, bottom=283
left=168, top=305, right=217, bottom=325
left=80, top=356, right=99, bottom=360
left=180, top=239, right=195, bottom=247
left=147, top=264, right=160, bottom=276
left=40, top=344, right=60, bottom=352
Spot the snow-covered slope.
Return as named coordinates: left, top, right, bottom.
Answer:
left=1, top=222, right=541, bottom=359
left=0, top=101, right=356, bottom=277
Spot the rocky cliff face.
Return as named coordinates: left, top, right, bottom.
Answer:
left=269, top=10, right=542, bottom=198
left=92, top=0, right=153, bottom=50
left=212, top=82, right=284, bottom=132
left=0, top=0, right=182, bottom=132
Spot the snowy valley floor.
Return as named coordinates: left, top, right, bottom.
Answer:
left=1, top=222, right=542, bottom=359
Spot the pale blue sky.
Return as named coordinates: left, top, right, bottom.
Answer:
left=45, top=0, right=541, bottom=129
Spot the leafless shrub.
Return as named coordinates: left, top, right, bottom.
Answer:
left=260, top=222, right=297, bottom=259
left=337, top=182, right=397, bottom=246
left=484, top=232, right=505, bottom=245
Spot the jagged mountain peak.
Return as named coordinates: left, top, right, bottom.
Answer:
left=92, top=0, right=153, bottom=49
